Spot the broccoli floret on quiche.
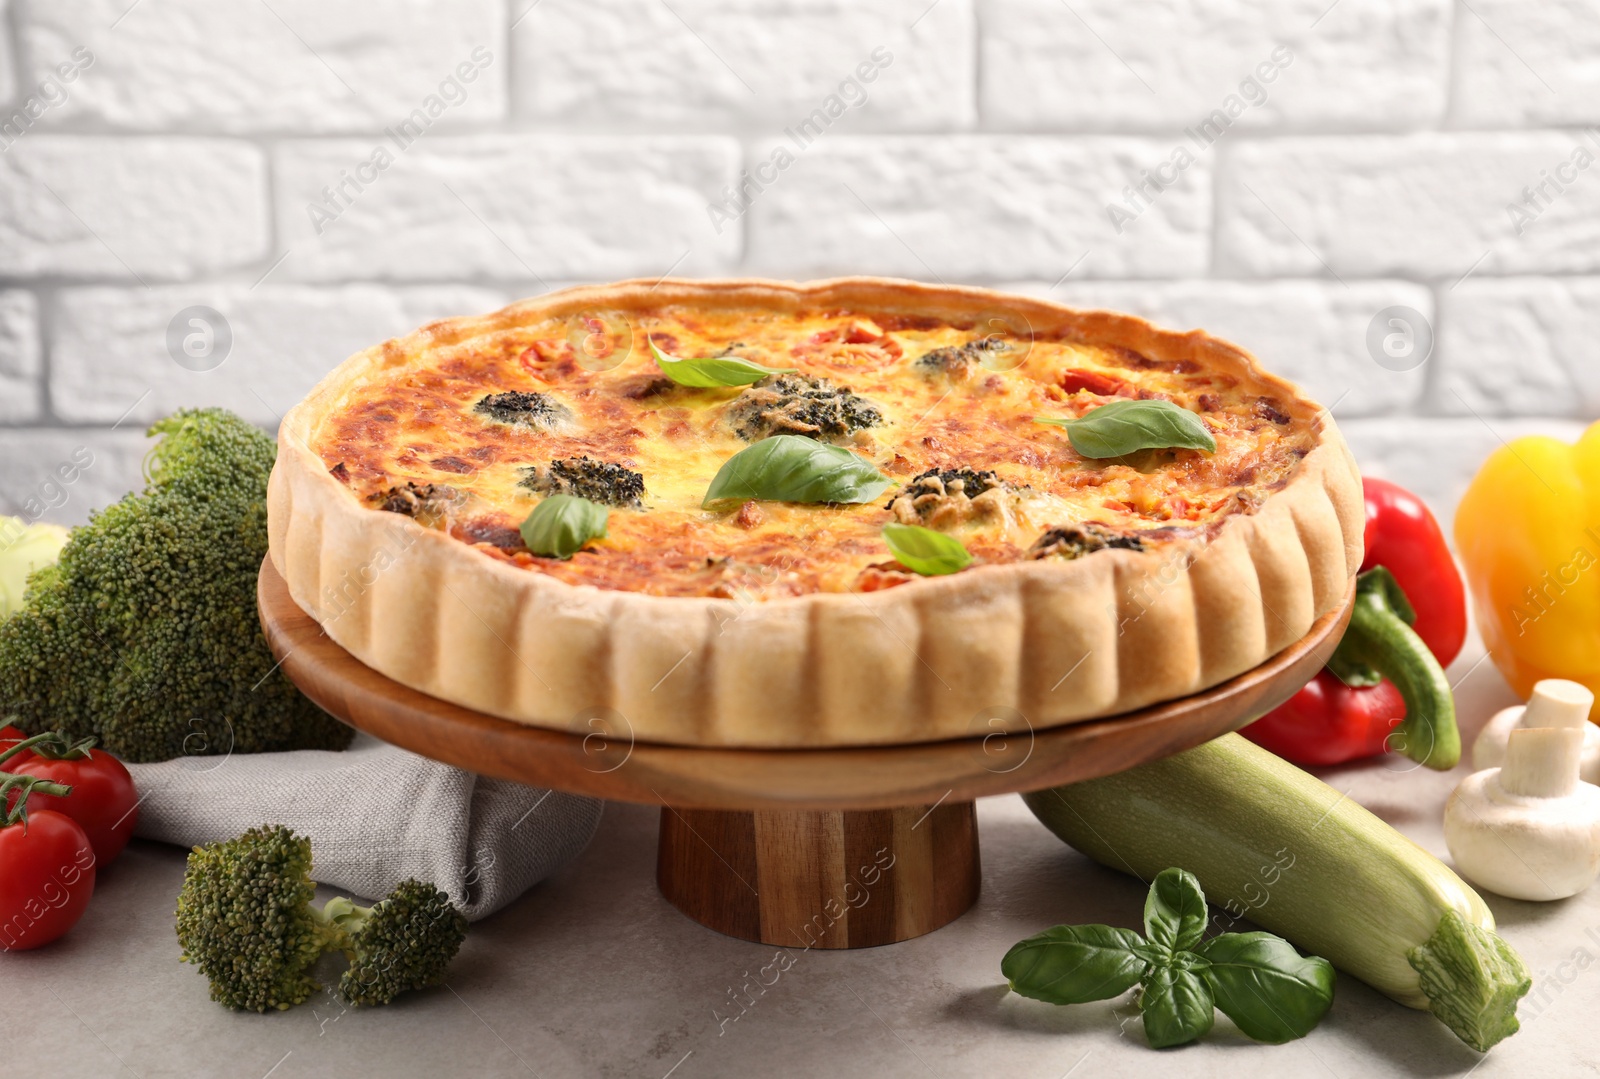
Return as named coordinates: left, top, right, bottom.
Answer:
left=900, top=468, right=1002, bottom=501
left=520, top=456, right=645, bottom=508
left=368, top=482, right=467, bottom=529
left=914, top=339, right=1010, bottom=378
left=726, top=373, right=883, bottom=443
left=473, top=391, right=572, bottom=431
left=887, top=467, right=1009, bottom=528
left=1029, top=523, right=1145, bottom=560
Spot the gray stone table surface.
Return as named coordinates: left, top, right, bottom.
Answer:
left=8, top=639, right=1600, bottom=1079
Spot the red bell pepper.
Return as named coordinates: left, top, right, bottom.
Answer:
left=1242, top=477, right=1467, bottom=769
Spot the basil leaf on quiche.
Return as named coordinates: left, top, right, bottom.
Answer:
left=649, top=338, right=787, bottom=388
left=882, top=523, right=972, bottom=576
left=702, top=435, right=891, bottom=508
left=520, top=494, right=609, bottom=559
left=1038, top=399, right=1216, bottom=459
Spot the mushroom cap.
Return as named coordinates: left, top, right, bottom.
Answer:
left=1444, top=769, right=1600, bottom=902
left=1470, top=680, right=1600, bottom=784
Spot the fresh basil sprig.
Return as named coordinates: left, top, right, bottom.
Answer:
left=702, top=435, right=890, bottom=508
left=520, top=494, right=608, bottom=559
left=1038, top=399, right=1217, bottom=459
left=882, top=523, right=972, bottom=576
left=1002, top=868, right=1334, bottom=1050
left=649, top=337, right=787, bottom=388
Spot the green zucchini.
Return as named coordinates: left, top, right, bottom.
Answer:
left=1022, top=732, right=1531, bottom=1052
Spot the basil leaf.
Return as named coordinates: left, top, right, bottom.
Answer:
left=882, top=523, right=972, bottom=576
left=519, top=494, right=608, bottom=559
left=1002, top=924, right=1148, bottom=1005
left=649, top=338, right=786, bottom=388
left=1139, top=963, right=1215, bottom=1049
left=1038, top=399, right=1216, bottom=459
left=1196, top=932, right=1335, bottom=1044
left=1144, top=868, right=1208, bottom=957
left=702, top=435, right=890, bottom=508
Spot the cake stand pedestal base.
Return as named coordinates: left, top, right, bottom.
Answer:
left=656, top=802, right=980, bottom=948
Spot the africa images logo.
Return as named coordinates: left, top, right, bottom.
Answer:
left=0, top=47, right=94, bottom=152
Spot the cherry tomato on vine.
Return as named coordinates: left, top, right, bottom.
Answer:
left=17, top=747, right=139, bottom=866
left=0, top=810, right=96, bottom=951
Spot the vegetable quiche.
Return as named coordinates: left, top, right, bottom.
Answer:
left=268, top=278, right=1362, bottom=747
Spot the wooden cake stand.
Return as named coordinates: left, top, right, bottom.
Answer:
left=259, top=560, right=1353, bottom=950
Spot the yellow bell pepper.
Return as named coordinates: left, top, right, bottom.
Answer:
left=1455, top=421, right=1600, bottom=720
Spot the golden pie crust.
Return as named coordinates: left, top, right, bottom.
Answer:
left=268, top=277, right=1363, bottom=748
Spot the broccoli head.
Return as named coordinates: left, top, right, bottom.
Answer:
left=369, top=482, right=469, bottom=528
left=1029, top=522, right=1145, bottom=559
left=0, top=408, right=351, bottom=761
left=177, top=826, right=467, bottom=1012
left=726, top=373, right=883, bottom=443
left=887, top=467, right=1008, bottom=528
left=473, top=391, right=572, bottom=431
left=914, top=338, right=1010, bottom=378
left=894, top=467, right=1002, bottom=503
left=519, top=456, right=645, bottom=508
left=323, top=880, right=469, bottom=1007
left=176, top=825, right=329, bottom=1012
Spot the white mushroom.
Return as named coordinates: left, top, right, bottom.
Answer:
left=1471, top=679, right=1600, bottom=785
left=1445, top=725, right=1600, bottom=901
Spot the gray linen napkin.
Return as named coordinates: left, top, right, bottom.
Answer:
left=127, top=733, right=603, bottom=921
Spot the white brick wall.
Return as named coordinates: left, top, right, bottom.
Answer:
left=748, top=137, right=1211, bottom=278
left=0, top=1, right=1592, bottom=529
left=19, top=0, right=507, bottom=133
left=980, top=0, right=1449, bottom=131
left=1450, top=0, right=1600, bottom=127
left=0, top=291, right=42, bottom=423
left=0, top=137, right=267, bottom=277
left=515, top=0, right=973, bottom=130
left=0, top=7, right=14, bottom=104
left=1438, top=278, right=1600, bottom=418
left=273, top=137, right=741, bottom=281
left=1218, top=133, right=1600, bottom=278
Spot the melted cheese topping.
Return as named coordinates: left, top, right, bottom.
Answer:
left=312, top=305, right=1315, bottom=598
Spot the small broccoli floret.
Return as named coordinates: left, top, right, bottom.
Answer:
left=519, top=456, right=644, bottom=508
left=474, top=391, right=572, bottom=430
left=896, top=467, right=1002, bottom=502
left=177, top=827, right=468, bottom=1012
left=368, top=482, right=469, bottom=528
left=324, top=880, right=469, bottom=1007
left=176, top=825, right=330, bottom=1012
left=0, top=408, right=350, bottom=761
left=914, top=338, right=1010, bottom=378
left=726, top=373, right=883, bottom=443
left=1029, top=523, right=1145, bottom=560
left=887, top=467, right=1008, bottom=528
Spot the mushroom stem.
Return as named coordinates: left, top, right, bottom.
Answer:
left=1500, top=727, right=1583, bottom=799
left=1521, top=679, right=1592, bottom=729
left=1470, top=678, right=1600, bottom=785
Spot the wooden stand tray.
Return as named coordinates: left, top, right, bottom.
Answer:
left=259, top=559, right=1352, bottom=949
